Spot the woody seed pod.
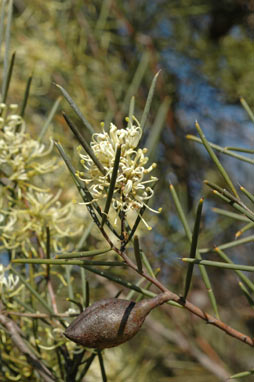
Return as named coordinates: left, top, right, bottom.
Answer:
left=64, top=292, right=170, bottom=349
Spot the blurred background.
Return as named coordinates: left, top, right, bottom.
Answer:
left=4, top=0, right=254, bottom=380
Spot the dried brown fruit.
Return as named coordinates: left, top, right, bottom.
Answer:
left=64, top=292, right=170, bottom=349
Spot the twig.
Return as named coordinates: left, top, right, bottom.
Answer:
left=97, top=224, right=254, bottom=347
left=145, top=316, right=230, bottom=381
left=3, top=311, right=78, bottom=318
left=98, top=274, right=230, bottom=381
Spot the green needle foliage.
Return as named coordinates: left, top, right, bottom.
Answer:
left=1, top=1, right=254, bottom=382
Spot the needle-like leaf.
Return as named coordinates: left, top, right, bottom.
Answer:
left=11, top=267, right=54, bottom=314
left=101, top=145, right=121, bottom=227
left=133, top=235, right=143, bottom=273
left=186, top=134, right=254, bottom=164
left=55, top=83, right=94, bottom=134
left=1, top=0, right=12, bottom=100
left=240, top=185, right=254, bottom=204
left=240, top=96, right=254, bottom=123
left=2, top=51, right=15, bottom=103
left=128, top=96, right=135, bottom=129
left=195, top=121, right=238, bottom=197
left=38, top=96, right=61, bottom=141
left=169, top=182, right=219, bottom=318
left=62, top=111, right=106, bottom=175
left=182, top=258, right=254, bottom=272
left=56, top=248, right=112, bottom=259
left=20, top=75, right=32, bottom=117
left=183, top=198, right=204, bottom=299
left=12, top=258, right=125, bottom=267
left=97, top=350, right=107, bottom=382
left=140, top=70, right=161, bottom=132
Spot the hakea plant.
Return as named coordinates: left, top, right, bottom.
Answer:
left=6, top=78, right=254, bottom=382
left=76, top=116, right=160, bottom=230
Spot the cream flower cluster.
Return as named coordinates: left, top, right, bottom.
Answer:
left=0, top=189, right=82, bottom=254
left=0, top=264, right=19, bottom=294
left=77, top=117, right=159, bottom=228
left=0, top=103, right=84, bottom=254
left=0, top=103, right=57, bottom=191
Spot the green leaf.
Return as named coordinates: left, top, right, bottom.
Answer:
left=55, top=83, right=94, bottom=134
left=140, top=250, right=155, bottom=278
left=38, top=96, right=61, bottom=141
left=0, top=0, right=6, bottom=63
left=200, top=235, right=254, bottom=254
left=187, top=134, right=254, bottom=164
left=145, top=97, right=170, bottom=161
left=240, top=185, right=254, bottom=204
left=229, top=368, right=254, bottom=379
left=2, top=51, right=15, bottom=103
left=97, top=350, right=107, bottom=382
left=212, top=208, right=249, bottom=222
left=183, top=198, right=204, bottom=299
left=134, top=236, right=143, bottom=273
left=62, top=112, right=106, bottom=175
left=204, top=180, right=254, bottom=223
left=128, top=96, right=135, bottom=128
left=11, top=267, right=54, bottom=314
left=235, top=222, right=254, bottom=239
left=12, top=258, right=125, bottom=267
left=195, top=121, right=238, bottom=197
left=82, top=265, right=182, bottom=308
left=101, top=145, right=121, bottom=227
left=140, top=70, right=161, bottom=131
left=1, top=0, right=12, bottom=100
left=95, top=0, right=111, bottom=31
left=169, top=182, right=219, bottom=318
left=182, top=258, right=254, bottom=272
left=238, top=282, right=254, bottom=307
left=20, top=75, right=33, bottom=117
left=66, top=265, right=74, bottom=308
left=56, top=248, right=112, bottom=259
left=240, top=96, right=254, bottom=123
left=215, top=247, right=254, bottom=293
left=80, top=267, right=88, bottom=306
left=122, top=204, right=146, bottom=248
left=123, top=51, right=150, bottom=112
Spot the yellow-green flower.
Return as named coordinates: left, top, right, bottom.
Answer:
left=0, top=189, right=82, bottom=254
left=0, top=103, right=58, bottom=190
left=0, top=265, right=19, bottom=294
left=77, top=116, right=159, bottom=228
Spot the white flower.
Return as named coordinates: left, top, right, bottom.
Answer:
left=77, top=116, right=160, bottom=228
left=0, top=103, right=58, bottom=186
left=0, top=265, right=19, bottom=293
left=0, top=188, right=83, bottom=253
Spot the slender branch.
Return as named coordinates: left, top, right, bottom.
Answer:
left=98, top=224, right=254, bottom=347
left=3, top=311, right=78, bottom=318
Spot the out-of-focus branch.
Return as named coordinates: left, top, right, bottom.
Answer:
left=146, top=316, right=230, bottom=381
left=0, top=309, right=57, bottom=382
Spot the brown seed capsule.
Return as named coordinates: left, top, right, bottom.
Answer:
left=64, top=292, right=170, bottom=349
